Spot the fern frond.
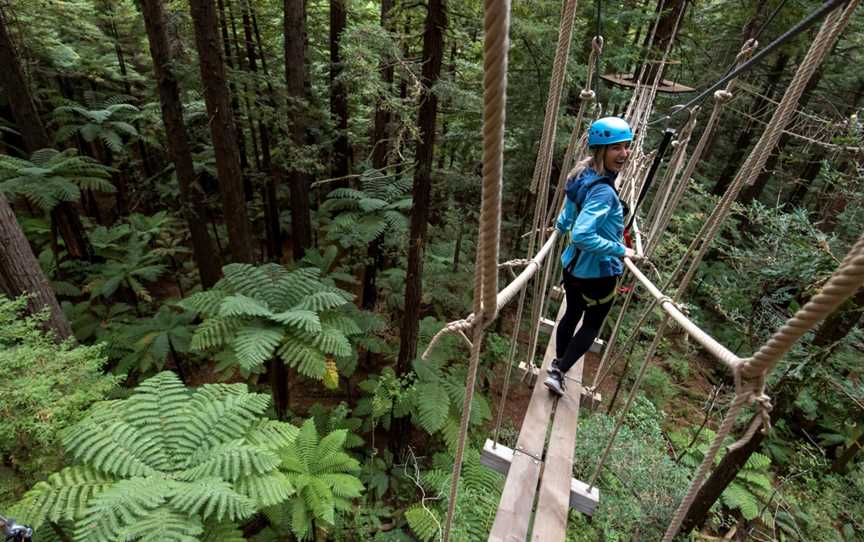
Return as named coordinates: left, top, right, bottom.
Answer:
left=179, top=441, right=281, bottom=482
left=235, top=471, right=295, bottom=507
left=312, top=327, right=352, bottom=357
left=270, top=309, right=321, bottom=334
left=180, top=290, right=228, bottom=316
left=169, top=477, right=257, bottom=522
left=405, top=505, right=440, bottom=542
left=278, top=337, right=327, bottom=379
left=118, top=506, right=203, bottom=542
left=246, top=420, right=300, bottom=451
left=13, top=466, right=115, bottom=528
left=123, top=372, right=191, bottom=472
left=62, top=417, right=160, bottom=477
left=75, top=476, right=175, bottom=542
left=319, top=473, right=364, bottom=498
left=414, top=382, right=449, bottom=434
left=219, top=294, right=274, bottom=318
left=190, top=317, right=242, bottom=351
left=294, top=291, right=348, bottom=312
left=231, top=324, right=284, bottom=370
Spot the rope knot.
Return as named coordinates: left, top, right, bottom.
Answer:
left=713, top=90, right=733, bottom=103
left=729, top=371, right=773, bottom=451
left=580, top=89, right=596, bottom=101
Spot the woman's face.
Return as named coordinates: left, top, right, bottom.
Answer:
left=603, top=142, right=631, bottom=173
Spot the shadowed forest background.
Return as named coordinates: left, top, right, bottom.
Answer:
left=0, top=0, right=863, bottom=540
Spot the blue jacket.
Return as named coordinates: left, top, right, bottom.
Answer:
left=556, top=167, right=626, bottom=278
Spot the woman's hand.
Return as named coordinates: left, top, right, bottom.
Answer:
left=624, top=247, right=644, bottom=261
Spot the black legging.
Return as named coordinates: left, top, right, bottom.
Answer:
left=555, top=273, right=618, bottom=374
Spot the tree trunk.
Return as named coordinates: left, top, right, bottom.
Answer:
left=396, top=0, right=446, bottom=374
left=0, top=7, right=50, bottom=153
left=216, top=0, right=253, bottom=202
left=712, top=52, right=789, bottom=196
left=189, top=0, right=255, bottom=263
left=140, top=0, right=222, bottom=288
left=241, top=0, right=282, bottom=261
left=284, top=0, right=313, bottom=260
left=329, top=0, right=350, bottom=183
left=269, top=357, right=289, bottom=420
left=370, top=0, right=394, bottom=172
left=0, top=194, right=72, bottom=341
left=634, top=0, right=687, bottom=84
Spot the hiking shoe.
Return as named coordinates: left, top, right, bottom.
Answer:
left=546, top=358, right=562, bottom=377
left=544, top=372, right=566, bottom=397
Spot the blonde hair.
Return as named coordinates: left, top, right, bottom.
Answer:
left=567, top=146, right=606, bottom=181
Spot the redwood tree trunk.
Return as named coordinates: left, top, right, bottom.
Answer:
left=284, top=0, right=312, bottom=260
left=0, top=194, right=73, bottom=341
left=329, top=0, right=350, bottom=182
left=189, top=0, right=254, bottom=263
left=140, top=0, right=221, bottom=288
left=396, top=0, right=447, bottom=374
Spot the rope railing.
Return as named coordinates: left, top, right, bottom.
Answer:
left=421, top=231, right=558, bottom=360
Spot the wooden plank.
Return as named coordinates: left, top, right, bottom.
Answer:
left=481, top=439, right=514, bottom=476
left=481, top=438, right=599, bottom=515
left=531, top=348, right=586, bottom=541
left=513, top=303, right=566, bottom=459
left=539, top=317, right=556, bottom=334
left=487, top=451, right=543, bottom=542
left=488, top=303, right=566, bottom=541
left=569, top=478, right=600, bottom=516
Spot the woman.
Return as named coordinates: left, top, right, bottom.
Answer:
left=544, top=116, right=641, bottom=396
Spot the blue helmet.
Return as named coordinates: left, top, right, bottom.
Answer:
left=588, top=116, right=633, bottom=148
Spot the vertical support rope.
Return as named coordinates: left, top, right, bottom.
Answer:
left=441, top=1, right=509, bottom=540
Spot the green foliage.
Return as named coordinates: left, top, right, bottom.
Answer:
left=405, top=450, right=503, bottom=542
left=12, top=372, right=296, bottom=541
left=264, top=419, right=364, bottom=541
left=568, top=406, right=689, bottom=541
left=0, top=296, right=118, bottom=508
left=115, top=305, right=198, bottom=374
left=0, top=148, right=114, bottom=212
left=85, top=228, right=167, bottom=304
left=53, top=93, right=140, bottom=154
left=671, top=428, right=775, bottom=522
left=322, top=170, right=411, bottom=248
left=182, top=263, right=364, bottom=383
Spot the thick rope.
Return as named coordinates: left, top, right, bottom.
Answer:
left=441, top=2, right=509, bottom=540
left=662, top=5, right=860, bottom=540
left=528, top=0, right=579, bottom=195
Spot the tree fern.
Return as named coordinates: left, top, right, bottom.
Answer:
left=53, top=93, right=140, bottom=154
left=266, top=419, right=364, bottom=541
left=321, top=169, right=411, bottom=248
left=0, top=148, right=114, bottom=213
left=12, top=372, right=297, bottom=541
left=182, top=263, right=362, bottom=383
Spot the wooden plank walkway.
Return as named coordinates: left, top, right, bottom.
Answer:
left=487, top=300, right=599, bottom=542
left=488, top=303, right=565, bottom=541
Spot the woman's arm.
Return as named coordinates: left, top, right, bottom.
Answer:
left=556, top=197, right=577, bottom=233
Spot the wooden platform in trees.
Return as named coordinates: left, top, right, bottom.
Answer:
left=486, top=302, right=599, bottom=541
left=601, top=72, right=695, bottom=93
